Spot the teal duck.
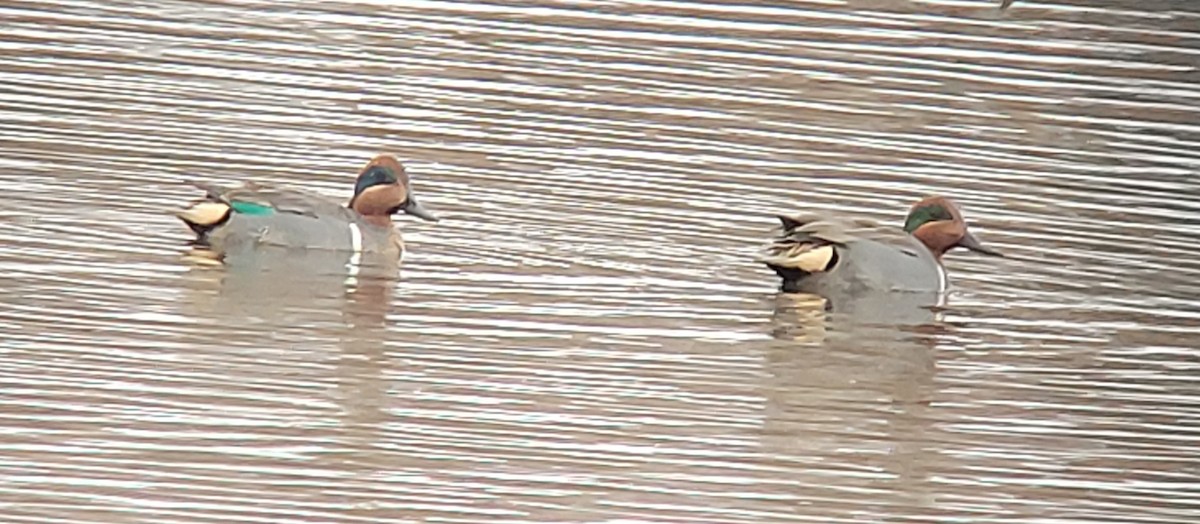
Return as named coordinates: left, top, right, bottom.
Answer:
left=177, top=154, right=438, bottom=259
left=759, top=196, right=1003, bottom=295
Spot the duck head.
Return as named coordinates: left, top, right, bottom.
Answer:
left=348, top=154, right=439, bottom=223
left=903, top=196, right=1003, bottom=260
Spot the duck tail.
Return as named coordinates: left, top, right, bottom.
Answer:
left=176, top=201, right=231, bottom=238
left=756, top=213, right=843, bottom=279
left=759, top=243, right=837, bottom=274
left=176, top=180, right=237, bottom=239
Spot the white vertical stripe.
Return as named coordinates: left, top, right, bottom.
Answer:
left=345, top=223, right=363, bottom=286
left=935, top=263, right=949, bottom=307
left=348, top=223, right=364, bottom=253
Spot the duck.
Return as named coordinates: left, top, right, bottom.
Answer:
left=176, top=153, right=438, bottom=259
left=759, top=196, right=1003, bottom=296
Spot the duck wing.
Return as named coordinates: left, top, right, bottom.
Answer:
left=759, top=213, right=917, bottom=272
left=190, top=181, right=352, bottom=219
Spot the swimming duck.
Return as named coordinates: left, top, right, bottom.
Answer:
left=177, top=154, right=438, bottom=259
left=759, top=196, right=1003, bottom=295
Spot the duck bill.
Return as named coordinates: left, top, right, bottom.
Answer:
left=959, top=231, right=1003, bottom=257
left=402, top=196, right=439, bottom=222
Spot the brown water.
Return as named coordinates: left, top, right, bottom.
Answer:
left=2, top=0, right=1199, bottom=522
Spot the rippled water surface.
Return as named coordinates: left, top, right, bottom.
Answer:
left=2, top=0, right=1199, bottom=522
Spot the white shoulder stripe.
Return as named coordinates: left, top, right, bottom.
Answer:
left=345, top=223, right=363, bottom=284
left=347, top=222, right=364, bottom=252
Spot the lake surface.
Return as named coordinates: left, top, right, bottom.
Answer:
left=1, top=0, right=1199, bottom=522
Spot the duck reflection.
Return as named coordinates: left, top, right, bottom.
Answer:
left=180, top=244, right=398, bottom=421
left=768, top=289, right=944, bottom=342
left=178, top=246, right=405, bottom=512
left=181, top=246, right=398, bottom=324
left=759, top=291, right=950, bottom=512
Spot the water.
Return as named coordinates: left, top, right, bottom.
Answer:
left=1, top=0, right=1199, bottom=522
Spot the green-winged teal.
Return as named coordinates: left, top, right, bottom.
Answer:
left=177, top=154, right=438, bottom=259
left=759, top=196, right=1003, bottom=295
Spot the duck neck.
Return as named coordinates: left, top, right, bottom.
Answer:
left=359, top=214, right=393, bottom=228
left=912, top=221, right=963, bottom=261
